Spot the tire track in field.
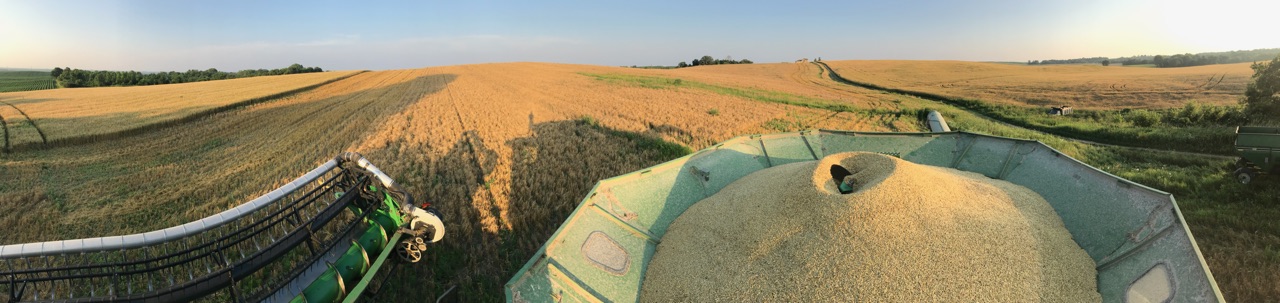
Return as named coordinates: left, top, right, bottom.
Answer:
left=811, top=61, right=1235, bottom=160
left=796, top=62, right=896, bottom=110
left=1, top=100, right=47, bottom=145
left=442, top=81, right=506, bottom=232
left=781, top=62, right=912, bottom=131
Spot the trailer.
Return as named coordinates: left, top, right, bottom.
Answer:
left=1233, top=126, right=1280, bottom=184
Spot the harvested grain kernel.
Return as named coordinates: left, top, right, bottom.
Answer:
left=641, top=152, right=1100, bottom=302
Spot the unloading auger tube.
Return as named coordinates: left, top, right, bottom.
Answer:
left=0, top=152, right=445, bottom=303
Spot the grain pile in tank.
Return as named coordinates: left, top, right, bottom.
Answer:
left=640, top=152, right=1100, bottom=302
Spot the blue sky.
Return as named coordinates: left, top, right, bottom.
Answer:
left=1, top=0, right=1275, bottom=71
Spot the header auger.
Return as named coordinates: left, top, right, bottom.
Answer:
left=0, top=152, right=444, bottom=303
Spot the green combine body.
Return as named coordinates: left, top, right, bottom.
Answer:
left=1233, top=126, right=1280, bottom=184
left=507, top=130, right=1223, bottom=303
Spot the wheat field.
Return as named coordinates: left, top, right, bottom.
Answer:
left=0, top=61, right=1272, bottom=302
left=0, top=71, right=359, bottom=146
left=824, top=60, right=1255, bottom=108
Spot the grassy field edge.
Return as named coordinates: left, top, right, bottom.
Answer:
left=814, top=61, right=1239, bottom=155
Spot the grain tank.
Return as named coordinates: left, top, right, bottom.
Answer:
left=507, top=130, right=1222, bottom=303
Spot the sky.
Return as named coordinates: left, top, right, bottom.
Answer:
left=1, top=0, right=1276, bottom=71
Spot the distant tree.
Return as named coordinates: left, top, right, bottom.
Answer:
left=676, top=55, right=753, bottom=68
left=1102, top=59, right=1110, bottom=66
left=287, top=63, right=304, bottom=74
left=1243, top=55, right=1280, bottom=122
left=51, top=67, right=63, bottom=78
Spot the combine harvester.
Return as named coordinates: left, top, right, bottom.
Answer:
left=0, top=153, right=444, bottom=303
left=508, top=112, right=1223, bottom=302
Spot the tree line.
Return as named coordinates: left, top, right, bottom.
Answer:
left=1243, top=54, right=1280, bottom=122
left=676, top=55, right=753, bottom=68
left=1027, top=57, right=1109, bottom=65
left=1028, top=48, right=1280, bottom=68
left=50, top=63, right=324, bottom=88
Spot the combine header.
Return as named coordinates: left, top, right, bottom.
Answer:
left=0, top=152, right=444, bottom=303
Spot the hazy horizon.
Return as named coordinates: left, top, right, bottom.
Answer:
left=3, top=0, right=1276, bottom=71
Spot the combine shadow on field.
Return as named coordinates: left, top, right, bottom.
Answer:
left=396, top=120, right=689, bottom=302
left=372, top=128, right=503, bottom=302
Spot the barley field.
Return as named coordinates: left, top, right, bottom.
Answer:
left=0, top=61, right=1274, bottom=302
left=0, top=70, right=359, bottom=147
left=824, top=60, right=1255, bottom=108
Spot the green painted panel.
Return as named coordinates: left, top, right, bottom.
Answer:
left=1095, top=225, right=1221, bottom=303
left=950, top=135, right=1021, bottom=178
left=541, top=205, right=658, bottom=302
left=598, top=162, right=706, bottom=239
left=817, top=131, right=946, bottom=163
left=758, top=132, right=820, bottom=166
left=684, top=141, right=770, bottom=196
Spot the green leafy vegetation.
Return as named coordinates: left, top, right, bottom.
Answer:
left=676, top=55, right=753, bottom=68
left=953, top=101, right=1243, bottom=154
left=578, top=114, right=692, bottom=160
left=51, top=63, right=325, bottom=88
left=819, top=62, right=1247, bottom=154
left=1243, top=55, right=1280, bottom=123
left=1028, top=47, right=1280, bottom=67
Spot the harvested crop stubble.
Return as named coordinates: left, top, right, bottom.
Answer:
left=641, top=152, right=1100, bottom=302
